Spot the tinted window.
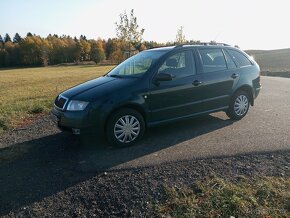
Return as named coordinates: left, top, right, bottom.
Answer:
left=199, top=48, right=227, bottom=73
left=158, top=50, right=195, bottom=78
left=224, top=50, right=237, bottom=69
left=227, top=49, right=252, bottom=67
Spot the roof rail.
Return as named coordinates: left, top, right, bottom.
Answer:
left=174, top=44, right=184, bottom=48
left=174, top=42, right=231, bottom=48
left=200, top=42, right=230, bottom=46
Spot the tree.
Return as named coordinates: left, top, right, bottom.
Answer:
left=79, top=39, right=91, bottom=61
left=80, top=35, right=87, bottom=41
left=175, top=26, right=186, bottom=45
left=0, top=49, right=7, bottom=67
left=26, top=32, right=33, bottom=37
left=105, top=38, right=125, bottom=63
left=19, top=36, right=46, bottom=66
left=90, top=40, right=105, bottom=64
left=115, top=9, right=144, bottom=57
left=0, top=35, right=3, bottom=48
left=4, top=34, right=12, bottom=43
left=13, top=33, right=22, bottom=43
left=137, top=43, right=146, bottom=51
left=4, top=41, right=20, bottom=66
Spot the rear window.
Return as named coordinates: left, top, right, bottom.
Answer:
left=199, top=48, right=227, bottom=73
left=227, top=49, right=252, bottom=67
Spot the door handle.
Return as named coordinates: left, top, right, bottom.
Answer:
left=193, top=80, right=202, bottom=86
left=231, top=73, right=240, bottom=79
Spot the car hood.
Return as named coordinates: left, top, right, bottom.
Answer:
left=61, top=76, right=135, bottom=101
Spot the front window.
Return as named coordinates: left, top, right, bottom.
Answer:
left=157, top=50, right=195, bottom=78
left=107, top=51, right=166, bottom=78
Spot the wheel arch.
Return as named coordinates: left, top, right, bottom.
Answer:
left=104, top=103, right=147, bottom=129
left=233, top=85, right=254, bottom=106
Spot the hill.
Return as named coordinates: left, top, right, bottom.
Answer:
left=246, top=48, right=290, bottom=72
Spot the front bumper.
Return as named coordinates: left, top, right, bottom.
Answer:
left=51, top=107, right=95, bottom=134
left=254, top=85, right=262, bottom=99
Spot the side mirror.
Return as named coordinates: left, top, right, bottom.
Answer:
left=154, top=73, right=174, bottom=82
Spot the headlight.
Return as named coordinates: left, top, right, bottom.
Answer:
left=67, top=100, right=89, bottom=111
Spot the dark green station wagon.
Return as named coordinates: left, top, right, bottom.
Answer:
left=52, top=44, right=261, bottom=147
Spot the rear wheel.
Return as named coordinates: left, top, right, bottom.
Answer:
left=106, top=108, right=145, bottom=147
left=226, top=91, right=250, bottom=120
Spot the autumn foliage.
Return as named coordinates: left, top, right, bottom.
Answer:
left=0, top=33, right=153, bottom=68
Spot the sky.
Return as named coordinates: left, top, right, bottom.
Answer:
left=1, top=0, right=290, bottom=50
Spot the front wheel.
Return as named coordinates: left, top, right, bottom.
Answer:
left=106, top=108, right=145, bottom=147
left=226, top=91, right=250, bottom=120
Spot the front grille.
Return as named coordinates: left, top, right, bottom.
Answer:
left=54, top=95, right=68, bottom=110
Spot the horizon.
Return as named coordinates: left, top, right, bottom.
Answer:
left=2, top=0, right=290, bottom=50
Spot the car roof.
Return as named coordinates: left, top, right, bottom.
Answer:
left=147, top=44, right=239, bottom=52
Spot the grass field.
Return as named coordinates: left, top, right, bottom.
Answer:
left=0, top=65, right=114, bottom=132
left=158, top=176, right=290, bottom=217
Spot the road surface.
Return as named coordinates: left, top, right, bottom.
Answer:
left=76, top=76, right=290, bottom=171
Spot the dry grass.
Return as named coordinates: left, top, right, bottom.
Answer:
left=157, top=176, right=290, bottom=217
left=0, top=65, right=114, bottom=132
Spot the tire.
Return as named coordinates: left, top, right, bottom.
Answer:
left=106, top=108, right=145, bottom=147
left=226, top=91, right=250, bottom=120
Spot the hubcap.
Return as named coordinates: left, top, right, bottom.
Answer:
left=114, top=115, right=140, bottom=143
left=234, top=95, right=249, bottom=116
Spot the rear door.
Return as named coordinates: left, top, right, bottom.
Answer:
left=149, top=50, right=204, bottom=123
left=197, top=48, right=238, bottom=111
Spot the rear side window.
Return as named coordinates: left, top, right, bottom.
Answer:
left=199, top=48, right=227, bottom=73
left=227, top=49, right=252, bottom=67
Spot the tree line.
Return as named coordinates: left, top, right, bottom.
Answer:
left=0, top=32, right=159, bottom=68
left=0, top=32, right=203, bottom=68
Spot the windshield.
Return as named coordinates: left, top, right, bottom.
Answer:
left=107, top=51, right=166, bottom=77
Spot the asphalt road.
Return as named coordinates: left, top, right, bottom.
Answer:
left=1, top=76, right=290, bottom=172
left=75, top=76, right=290, bottom=171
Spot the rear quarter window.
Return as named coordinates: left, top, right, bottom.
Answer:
left=227, top=49, right=252, bottom=67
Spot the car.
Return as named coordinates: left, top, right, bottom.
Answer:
left=51, top=43, right=261, bottom=147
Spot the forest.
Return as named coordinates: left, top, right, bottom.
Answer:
left=0, top=32, right=167, bottom=68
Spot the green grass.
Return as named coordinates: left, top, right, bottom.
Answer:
left=157, top=176, right=290, bottom=217
left=247, top=48, right=290, bottom=72
left=0, top=65, right=114, bottom=131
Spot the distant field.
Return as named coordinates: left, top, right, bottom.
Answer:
left=246, top=48, right=290, bottom=72
left=0, top=65, right=114, bottom=132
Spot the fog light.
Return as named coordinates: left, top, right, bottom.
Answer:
left=72, top=128, right=80, bottom=135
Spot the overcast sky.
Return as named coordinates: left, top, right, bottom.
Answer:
left=1, top=0, right=290, bottom=50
